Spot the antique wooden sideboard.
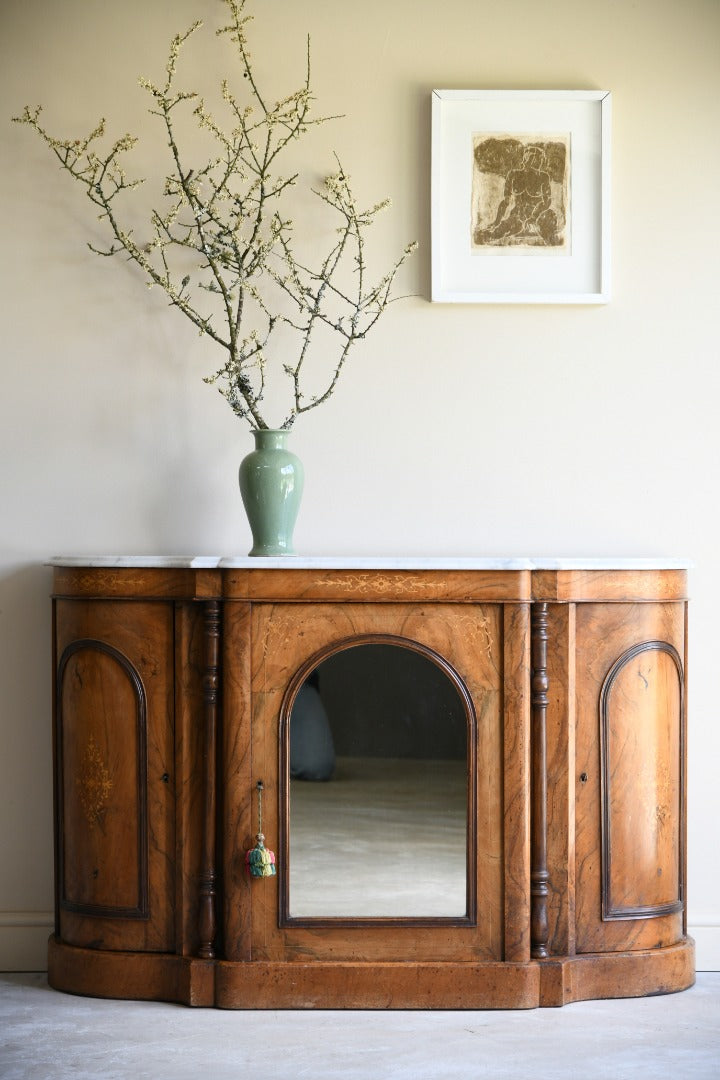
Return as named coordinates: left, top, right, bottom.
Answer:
left=48, top=556, right=694, bottom=1008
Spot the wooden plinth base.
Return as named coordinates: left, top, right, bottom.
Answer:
left=216, top=960, right=539, bottom=1009
left=47, top=937, right=215, bottom=1007
left=538, top=938, right=696, bottom=1007
left=47, top=936, right=695, bottom=1010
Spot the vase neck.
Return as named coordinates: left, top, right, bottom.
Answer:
left=252, top=428, right=289, bottom=450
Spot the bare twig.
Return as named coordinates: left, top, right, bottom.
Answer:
left=12, top=0, right=416, bottom=430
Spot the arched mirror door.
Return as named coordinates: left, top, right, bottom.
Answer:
left=280, top=637, right=476, bottom=923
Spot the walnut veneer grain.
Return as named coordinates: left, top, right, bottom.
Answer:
left=49, top=565, right=694, bottom=1008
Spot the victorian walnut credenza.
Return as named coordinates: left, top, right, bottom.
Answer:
left=48, top=557, right=694, bottom=1008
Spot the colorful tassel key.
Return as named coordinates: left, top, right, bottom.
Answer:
left=246, top=781, right=276, bottom=878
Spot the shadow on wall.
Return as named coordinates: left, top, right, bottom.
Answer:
left=0, top=561, right=54, bottom=711
left=0, top=561, right=55, bottom=910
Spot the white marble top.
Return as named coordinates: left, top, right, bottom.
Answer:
left=49, top=555, right=692, bottom=570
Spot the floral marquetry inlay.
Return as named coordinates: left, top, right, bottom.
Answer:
left=330, top=574, right=440, bottom=596
left=76, top=736, right=113, bottom=826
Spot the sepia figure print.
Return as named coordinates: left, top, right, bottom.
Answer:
left=471, top=134, right=570, bottom=254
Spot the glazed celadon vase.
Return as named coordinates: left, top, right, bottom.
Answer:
left=239, top=428, right=304, bottom=556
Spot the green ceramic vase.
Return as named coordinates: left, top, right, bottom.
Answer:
left=239, top=428, right=304, bottom=556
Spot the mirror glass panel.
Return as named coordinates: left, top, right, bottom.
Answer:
left=287, top=643, right=469, bottom=919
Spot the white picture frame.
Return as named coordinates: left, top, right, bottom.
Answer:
left=431, top=90, right=611, bottom=304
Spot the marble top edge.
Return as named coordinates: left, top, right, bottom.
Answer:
left=49, top=555, right=222, bottom=569
left=48, top=555, right=693, bottom=570
left=528, top=557, right=692, bottom=570
left=218, top=556, right=535, bottom=569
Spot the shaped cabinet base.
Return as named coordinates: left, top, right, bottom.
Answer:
left=49, top=563, right=695, bottom=1009
left=48, top=937, right=695, bottom=1009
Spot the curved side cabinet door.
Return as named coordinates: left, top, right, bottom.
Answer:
left=575, top=602, right=686, bottom=955
left=55, top=601, right=175, bottom=953
left=57, top=640, right=148, bottom=919
left=600, top=641, right=684, bottom=922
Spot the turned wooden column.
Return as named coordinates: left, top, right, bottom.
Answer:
left=198, top=600, right=220, bottom=959
left=531, top=602, right=550, bottom=959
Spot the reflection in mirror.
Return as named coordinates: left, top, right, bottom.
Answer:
left=287, top=642, right=470, bottom=919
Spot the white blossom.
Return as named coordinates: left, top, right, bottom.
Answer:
left=13, top=0, right=416, bottom=431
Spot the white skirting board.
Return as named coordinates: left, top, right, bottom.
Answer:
left=0, top=913, right=54, bottom=971
left=1, top=914, right=718, bottom=973
left=690, top=925, right=720, bottom=972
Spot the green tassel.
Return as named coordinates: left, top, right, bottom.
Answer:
left=246, top=833, right=276, bottom=877
left=246, top=780, right=276, bottom=877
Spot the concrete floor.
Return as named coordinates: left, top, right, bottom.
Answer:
left=1, top=972, right=718, bottom=1080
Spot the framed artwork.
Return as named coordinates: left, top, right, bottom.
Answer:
left=431, top=90, right=611, bottom=304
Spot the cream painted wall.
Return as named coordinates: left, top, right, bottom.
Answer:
left=1, top=0, right=718, bottom=971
